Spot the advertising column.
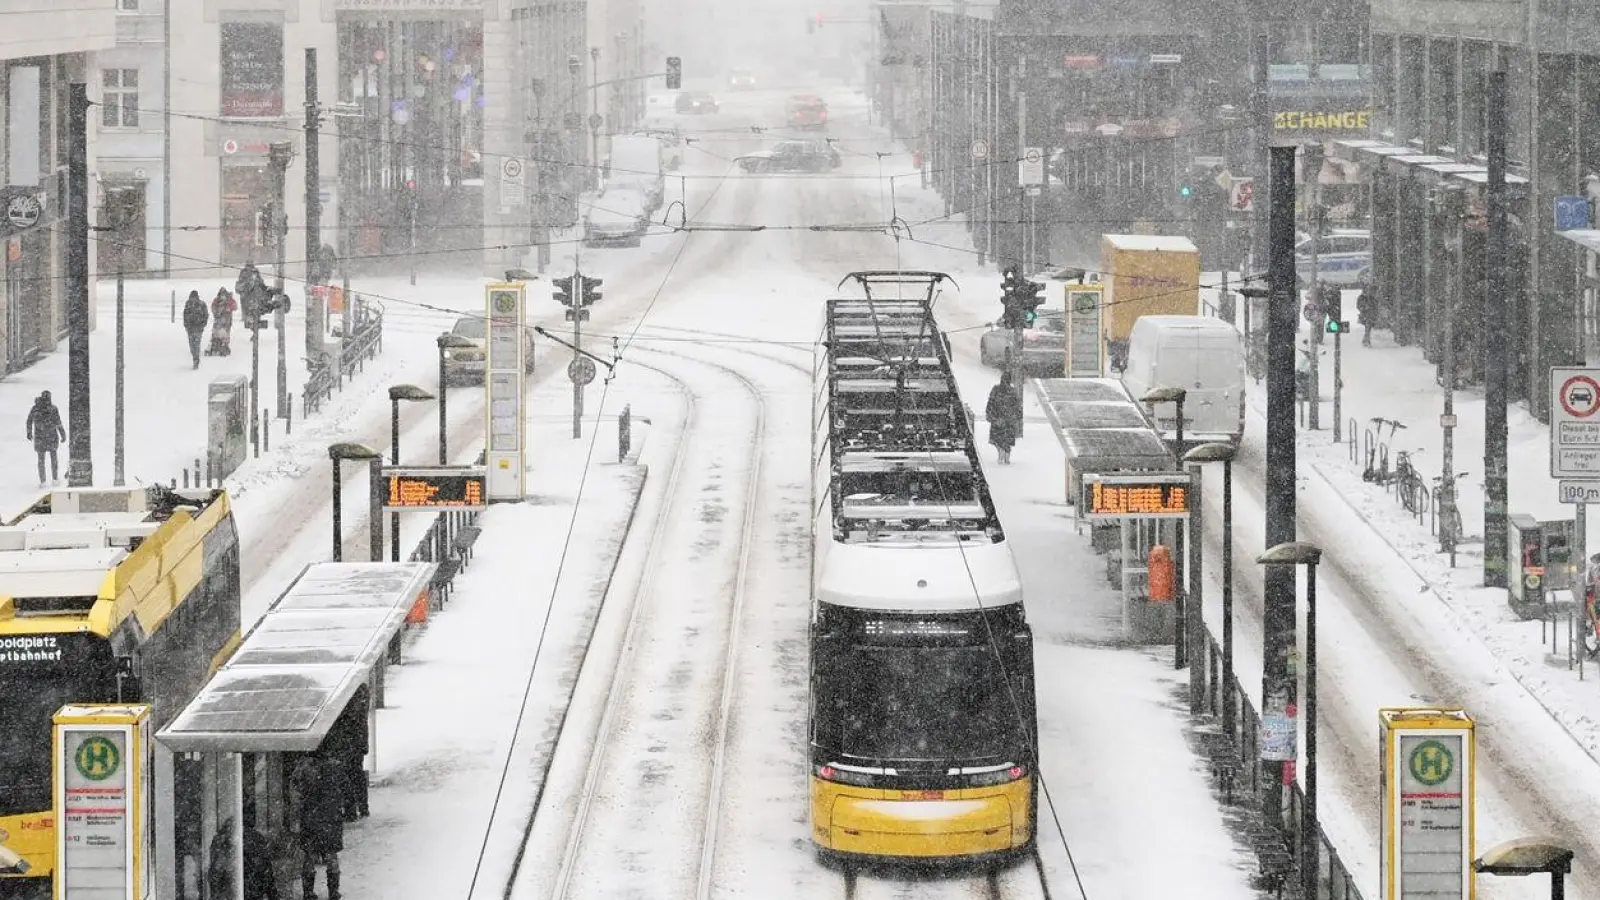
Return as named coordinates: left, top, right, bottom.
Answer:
left=484, top=283, right=527, bottom=501
left=1379, top=707, right=1476, bottom=900
left=52, top=704, right=152, bottom=900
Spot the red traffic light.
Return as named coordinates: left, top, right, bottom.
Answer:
left=405, top=179, right=417, bottom=189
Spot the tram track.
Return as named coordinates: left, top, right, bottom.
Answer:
left=517, top=346, right=766, bottom=900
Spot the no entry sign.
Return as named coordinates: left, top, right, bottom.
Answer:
left=1550, top=367, right=1600, bottom=477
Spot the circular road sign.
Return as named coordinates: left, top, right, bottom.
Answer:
left=568, top=356, right=597, bottom=386
left=1407, top=738, right=1454, bottom=787
left=1024, top=147, right=1042, bottom=164
left=970, top=139, right=990, bottom=160
left=1559, top=374, right=1600, bottom=418
left=588, top=113, right=604, bottom=131
left=222, top=139, right=239, bottom=155
left=1302, top=297, right=1322, bottom=323
left=502, top=158, right=523, bottom=180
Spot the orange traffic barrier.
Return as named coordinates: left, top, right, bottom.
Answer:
left=1148, top=544, right=1175, bottom=603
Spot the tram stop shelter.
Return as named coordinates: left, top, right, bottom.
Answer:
left=155, top=562, right=436, bottom=899
left=1033, top=377, right=1188, bottom=642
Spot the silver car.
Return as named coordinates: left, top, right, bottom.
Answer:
left=978, top=311, right=1066, bottom=372
left=442, top=315, right=536, bottom=385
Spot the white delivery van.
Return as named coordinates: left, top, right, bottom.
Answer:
left=1120, top=315, right=1246, bottom=447
left=605, top=134, right=665, bottom=212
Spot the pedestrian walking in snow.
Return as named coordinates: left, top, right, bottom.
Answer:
left=293, top=755, right=347, bottom=900
left=1356, top=282, right=1377, bottom=348
left=985, top=374, right=1023, bottom=465
left=25, top=391, right=66, bottom=488
left=182, top=290, right=209, bottom=369
left=209, top=288, right=237, bottom=356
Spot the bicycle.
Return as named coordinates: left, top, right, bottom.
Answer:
left=1364, top=417, right=1406, bottom=484
left=1394, top=450, right=1427, bottom=515
left=1434, top=472, right=1468, bottom=564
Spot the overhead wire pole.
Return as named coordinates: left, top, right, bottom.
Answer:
left=65, top=82, right=93, bottom=488
left=1484, top=66, right=1510, bottom=588
left=305, top=48, right=323, bottom=283
left=268, top=141, right=293, bottom=421
left=1261, top=144, right=1300, bottom=830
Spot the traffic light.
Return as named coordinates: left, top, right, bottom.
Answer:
left=580, top=275, right=603, bottom=306
left=552, top=275, right=576, bottom=307
left=665, top=57, right=682, bottom=90
left=245, top=290, right=290, bottom=330
left=1016, top=278, right=1045, bottom=326
left=1178, top=183, right=1194, bottom=198
left=1324, top=290, right=1346, bottom=333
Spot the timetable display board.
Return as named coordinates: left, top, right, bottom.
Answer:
left=382, top=467, right=488, bottom=511
left=1080, top=473, right=1192, bottom=520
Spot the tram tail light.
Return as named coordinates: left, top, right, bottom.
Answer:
left=816, top=764, right=877, bottom=786
left=968, top=765, right=1027, bottom=786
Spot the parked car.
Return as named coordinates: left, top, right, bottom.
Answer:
left=978, top=311, right=1066, bottom=372
left=441, top=315, right=536, bottom=384
left=736, top=139, right=840, bottom=173
left=1295, top=228, right=1371, bottom=287
left=729, top=69, right=757, bottom=91
left=786, top=94, right=828, bottom=129
left=675, top=91, right=719, bottom=114
left=583, top=187, right=649, bottom=247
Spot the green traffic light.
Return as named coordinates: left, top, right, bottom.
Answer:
left=1025, top=310, right=1037, bottom=325
left=1179, top=185, right=1193, bottom=197
left=1325, top=318, right=1345, bottom=334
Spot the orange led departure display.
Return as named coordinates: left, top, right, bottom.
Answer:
left=384, top=472, right=486, bottom=510
left=1085, top=479, right=1190, bottom=519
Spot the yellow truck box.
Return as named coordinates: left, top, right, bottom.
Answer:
left=1100, top=234, right=1201, bottom=368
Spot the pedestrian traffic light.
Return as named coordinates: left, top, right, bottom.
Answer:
left=1016, top=278, right=1045, bottom=326
left=665, top=57, right=682, bottom=90
left=580, top=275, right=603, bottom=306
left=552, top=275, right=576, bottom=307
left=1324, top=291, right=1345, bottom=333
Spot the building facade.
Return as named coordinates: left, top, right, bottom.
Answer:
left=94, top=0, right=168, bottom=277
left=1, top=2, right=117, bottom=374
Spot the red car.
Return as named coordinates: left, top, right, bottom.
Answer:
left=787, top=95, right=828, bottom=130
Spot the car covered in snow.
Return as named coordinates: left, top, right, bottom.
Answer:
left=583, top=187, right=650, bottom=248
left=675, top=91, right=719, bottom=114
left=978, top=310, right=1066, bottom=372
left=736, top=139, right=840, bottom=173
left=442, top=314, right=535, bottom=384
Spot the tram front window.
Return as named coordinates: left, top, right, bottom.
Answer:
left=819, top=646, right=1022, bottom=762
left=0, top=677, right=91, bottom=817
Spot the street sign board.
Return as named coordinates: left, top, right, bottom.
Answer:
left=1558, top=480, right=1600, bottom=504
left=383, top=467, right=487, bottom=511
left=1064, top=284, right=1104, bottom=377
left=53, top=705, right=152, bottom=900
left=970, top=139, right=990, bottom=160
left=484, top=283, right=527, bottom=501
left=1550, top=367, right=1600, bottom=477
left=1229, top=178, right=1254, bottom=212
left=1555, top=195, right=1591, bottom=232
left=501, top=157, right=526, bottom=208
left=1080, top=473, right=1192, bottom=521
left=1019, top=147, right=1045, bottom=186
left=568, top=356, right=596, bottom=386
left=1380, top=707, right=1475, bottom=900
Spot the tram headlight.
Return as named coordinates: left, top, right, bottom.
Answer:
left=816, top=764, right=877, bottom=787
left=967, top=765, right=1027, bottom=787
left=0, top=843, right=30, bottom=875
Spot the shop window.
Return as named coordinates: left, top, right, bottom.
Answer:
left=101, top=69, right=139, bottom=129
left=220, top=165, right=271, bottom=268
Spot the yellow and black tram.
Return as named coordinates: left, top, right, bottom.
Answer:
left=0, top=487, right=240, bottom=897
left=808, top=272, right=1038, bottom=865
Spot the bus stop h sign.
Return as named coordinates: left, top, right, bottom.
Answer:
left=1550, top=367, right=1600, bottom=477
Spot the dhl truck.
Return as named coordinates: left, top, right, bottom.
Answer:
left=1100, top=234, right=1201, bottom=369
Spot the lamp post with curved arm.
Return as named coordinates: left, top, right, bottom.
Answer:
left=1185, top=441, right=1239, bottom=735
left=329, top=442, right=381, bottom=562
left=436, top=334, right=477, bottom=464
left=388, top=385, right=435, bottom=561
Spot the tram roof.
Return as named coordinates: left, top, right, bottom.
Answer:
left=157, top=562, right=435, bottom=753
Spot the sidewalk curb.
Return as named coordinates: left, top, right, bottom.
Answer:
left=1307, top=458, right=1600, bottom=769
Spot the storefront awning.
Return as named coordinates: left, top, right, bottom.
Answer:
left=157, top=562, right=435, bottom=754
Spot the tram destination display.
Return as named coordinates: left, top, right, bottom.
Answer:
left=1081, top=473, right=1192, bottom=520
left=383, top=467, right=488, bottom=511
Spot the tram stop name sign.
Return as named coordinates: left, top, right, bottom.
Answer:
left=1380, top=707, right=1476, bottom=900
left=1550, top=367, right=1600, bottom=478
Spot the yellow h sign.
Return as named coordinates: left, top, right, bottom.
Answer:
left=1379, top=707, right=1476, bottom=900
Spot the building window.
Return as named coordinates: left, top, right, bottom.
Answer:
left=117, top=0, right=138, bottom=10
left=101, top=69, right=139, bottom=129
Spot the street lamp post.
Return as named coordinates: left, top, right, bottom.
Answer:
left=1257, top=540, right=1324, bottom=900
left=436, top=334, right=476, bottom=464
left=1143, top=385, right=1189, bottom=668
left=329, top=442, right=381, bottom=562
left=1185, top=441, right=1239, bottom=736
left=388, top=384, right=435, bottom=561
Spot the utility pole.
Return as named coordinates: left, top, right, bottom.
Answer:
left=65, top=83, right=93, bottom=488
left=1484, top=67, right=1510, bottom=588
left=1304, top=145, right=1323, bottom=431
left=112, top=191, right=129, bottom=487
left=268, top=141, right=293, bottom=421
left=1261, top=144, right=1300, bottom=830
left=590, top=47, right=601, bottom=191
left=305, top=49, right=323, bottom=280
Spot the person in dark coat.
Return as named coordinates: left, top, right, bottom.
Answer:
left=985, top=374, right=1023, bottom=465
left=24, top=391, right=66, bottom=487
left=182, top=290, right=209, bottom=369
left=325, top=684, right=371, bottom=821
left=209, top=288, right=237, bottom=356
left=207, top=821, right=235, bottom=900
left=242, top=818, right=279, bottom=900
left=294, top=755, right=348, bottom=900
left=1356, top=281, right=1377, bottom=347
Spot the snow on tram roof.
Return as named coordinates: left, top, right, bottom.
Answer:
left=817, top=540, right=1022, bottom=613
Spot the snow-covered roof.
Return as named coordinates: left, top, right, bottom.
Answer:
left=158, top=562, right=435, bottom=753
left=817, top=540, right=1022, bottom=612
left=1102, top=234, right=1197, bottom=253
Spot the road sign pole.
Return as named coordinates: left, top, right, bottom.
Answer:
left=573, top=293, right=583, bottom=440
